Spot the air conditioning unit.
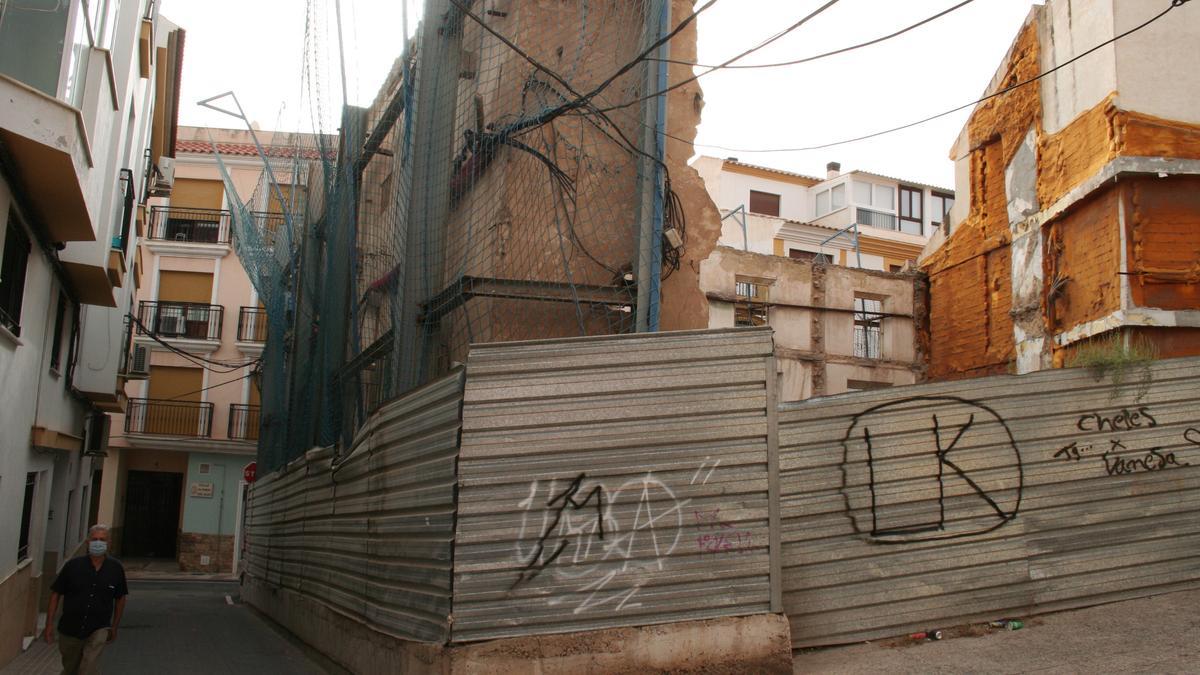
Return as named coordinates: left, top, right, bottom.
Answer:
left=156, top=314, right=183, bottom=336
left=150, top=156, right=175, bottom=196
left=128, top=344, right=150, bottom=377
left=84, top=414, right=111, bottom=457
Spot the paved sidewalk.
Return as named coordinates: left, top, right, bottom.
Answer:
left=793, top=589, right=1200, bottom=674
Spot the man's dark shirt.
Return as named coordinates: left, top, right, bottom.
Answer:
left=50, top=556, right=128, bottom=639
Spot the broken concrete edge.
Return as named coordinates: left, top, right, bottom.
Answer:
left=241, top=576, right=793, bottom=674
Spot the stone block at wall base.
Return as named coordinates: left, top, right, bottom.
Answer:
left=241, top=576, right=793, bottom=674
left=0, top=562, right=36, bottom=670
left=178, top=533, right=234, bottom=573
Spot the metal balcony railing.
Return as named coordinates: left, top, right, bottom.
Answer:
left=148, top=206, right=231, bottom=244
left=137, top=301, right=224, bottom=340
left=125, top=398, right=214, bottom=437
left=228, top=404, right=261, bottom=441
left=855, top=207, right=898, bottom=231
left=236, top=307, right=268, bottom=342
left=111, top=169, right=136, bottom=254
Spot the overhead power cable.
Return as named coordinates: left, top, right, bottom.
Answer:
left=447, top=0, right=720, bottom=124
left=594, top=0, right=843, bottom=114
left=653, top=0, right=977, bottom=71
left=685, top=0, right=1193, bottom=153
left=127, top=313, right=263, bottom=373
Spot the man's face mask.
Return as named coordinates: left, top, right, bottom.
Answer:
left=88, top=539, right=108, bottom=556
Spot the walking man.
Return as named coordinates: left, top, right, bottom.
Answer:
left=43, top=524, right=128, bottom=674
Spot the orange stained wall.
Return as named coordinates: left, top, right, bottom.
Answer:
left=1038, top=97, right=1200, bottom=209
left=923, top=20, right=1040, bottom=379
left=1044, top=187, right=1122, bottom=332
left=1124, top=175, right=1200, bottom=311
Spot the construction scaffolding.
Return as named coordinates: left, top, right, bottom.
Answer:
left=215, top=0, right=684, bottom=472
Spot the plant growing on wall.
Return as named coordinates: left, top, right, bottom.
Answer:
left=1068, top=332, right=1159, bottom=402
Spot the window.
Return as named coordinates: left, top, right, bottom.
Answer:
left=874, top=185, right=894, bottom=210
left=748, top=190, right=781, bottom=217
left=854, top=296, right=883, bottom=359
left=0, top=212, right=32, bottom=337
left=899, top=186, right=923, bottom=235
left=853, top=181, right=872, bottom=205
left=815, top=190, right=830, bottom=217
left=930, top=192, right=955, bottom=227
left=734, top=276, right=770, bottom=327
left=789, top=249, right=832, bottom=264
left=18, top=472, right=36, bottom=562
left=50, top=292, right=67, bottom=371
left=830, top=184, right=846, bottom=211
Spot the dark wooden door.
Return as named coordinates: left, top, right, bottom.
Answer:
left=122, top=470, right=182, bottom=558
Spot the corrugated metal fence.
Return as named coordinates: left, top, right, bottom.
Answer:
left=778, top=357, right=1200, bottom=647
left=244, top=329, right=1200, bottom=651
left=244, top=370, right=464, bottom=642
left=450, top=328, right=780, bottom=642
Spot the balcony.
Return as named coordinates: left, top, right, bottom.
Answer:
left=148, top=206, right=231, bottom=245
left=137, top=301, right=224, bottom=341
left=237, top=307, right=268, bottom=342
left=855, top=207, right=898, bottom=231
left=228, top=404, right=260, bottom=441
left=111, top=169, right=136, bottom=253
left=126, top=398, right=214, bottom=437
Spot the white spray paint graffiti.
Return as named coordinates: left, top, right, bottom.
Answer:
left=512, top=461, right=719, bottom=615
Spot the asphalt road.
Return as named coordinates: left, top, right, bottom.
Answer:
left=100, top=580, right=334, bottom=674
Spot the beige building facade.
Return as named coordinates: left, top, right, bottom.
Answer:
left=694, top=157, right=932, bottom=401
left=97, top=126, right=313, bottom=575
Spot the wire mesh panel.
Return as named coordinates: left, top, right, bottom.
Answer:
left=214, top=0, right=683, bottom=471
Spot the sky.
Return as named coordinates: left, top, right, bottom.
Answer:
left=166, top=0, right=1037, bottom=189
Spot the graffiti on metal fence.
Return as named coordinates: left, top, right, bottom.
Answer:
left=1055, top=407, right=1194, bottom=476
left=693, top=507, right=753, bottom=555
left=511, top=461, right=723, bottom=614
left=840, top=396, right=1024, bottom=543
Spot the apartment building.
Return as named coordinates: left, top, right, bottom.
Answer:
left=693, top=156, right=935, bottom=401
left=693, top=156, right=953, bottom=270
left=97, top=125, right=313, bottom=575
left=0, top=0, right=182, bottom=665
left=921, top=0, right=1200, bottom=379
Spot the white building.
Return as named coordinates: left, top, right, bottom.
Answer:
left=692, top=156, right=953, bottom=270
left=0, top=1, right=182, bottom=665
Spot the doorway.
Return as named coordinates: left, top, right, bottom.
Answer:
left=122, top=470, right=183, bottom=558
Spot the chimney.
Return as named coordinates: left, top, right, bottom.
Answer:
left=826, top=161, right=841, bottom=180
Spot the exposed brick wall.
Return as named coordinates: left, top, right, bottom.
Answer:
left=1125, top=175, right=1200, bottom=310
left=178, top=533, right=234, bottom=574
left=1038, top=95, right=1120, bottom=208
left=923, top=21, right=1038, bottom=380
left=1045, top=187, right=1122, bottom=333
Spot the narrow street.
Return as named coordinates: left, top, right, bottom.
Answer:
left=2, top=581, right=336, bottom=675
